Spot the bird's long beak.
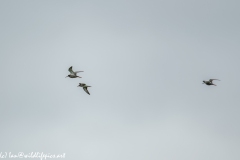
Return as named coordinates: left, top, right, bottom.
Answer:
left=65, top=76, right=68, bottom=78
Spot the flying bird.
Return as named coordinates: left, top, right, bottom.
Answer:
left=78, top=83, right=91, bottom=95
left=66, top=66, right=83, bottom=78
left=202, top=79, right=220, bottom=86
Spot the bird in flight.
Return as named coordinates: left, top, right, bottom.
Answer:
left=66, top=66, right=83, bottom=78
left=78, top=83, right=91, bottom=95
left=202, top=79, right=220, bottom=86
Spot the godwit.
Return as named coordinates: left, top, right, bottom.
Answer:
left=203, top=79, right=220, bottom=86
left=78, top=83, right=91, bottom=95
left=66, top=66, right=83, bottom=78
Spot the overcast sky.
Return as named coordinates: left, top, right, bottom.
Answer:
left=1, top=0, right=240, bottom=160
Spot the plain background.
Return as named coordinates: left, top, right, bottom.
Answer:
left=0, top=0, right=240, bottom=160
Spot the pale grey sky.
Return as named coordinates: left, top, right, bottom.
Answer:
left=1, top=0, right=240, bottom=160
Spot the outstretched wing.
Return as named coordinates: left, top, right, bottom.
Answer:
left=68, top=66, right=74, bottom=74
left=74, top=71, right=84, bottom=73
left=209, top=79, right=220, bottom=82
left=83, top=87, right=90, bottom=95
